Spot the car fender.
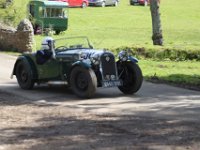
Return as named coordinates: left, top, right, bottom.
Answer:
left=116, top=56, right=138, bottom=64
left=66, top=60, right=91, bottom=81
left=11, top=56, right=38, bottom=79
left=72, top=60, right=91, bottom=69
left=128, top=56, right=138, bottom=63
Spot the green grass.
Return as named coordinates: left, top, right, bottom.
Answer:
left=140, top=59, right=200, bottom=87
left=1, top=0, right=200, bottom=50
left=34, top=0, right=200, bottom=50
left=0, top=0, right=27, bottom=26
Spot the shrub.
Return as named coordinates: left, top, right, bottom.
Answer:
left=114, top=46, right=200, bottom=61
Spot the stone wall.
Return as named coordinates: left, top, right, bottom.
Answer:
left=0, top=19, right=34, bottom=52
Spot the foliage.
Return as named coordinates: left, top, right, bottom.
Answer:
left=115, top=46, right=200, bottom=61
left=0, top=0, right=29, bottom=27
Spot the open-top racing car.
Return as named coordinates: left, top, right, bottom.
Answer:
left=12, top=36, right=143, bottom=98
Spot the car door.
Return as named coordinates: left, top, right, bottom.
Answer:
left=70, top=0, right=81, bottom=6
left=68, top=0, right=75, bottom=7
left=75, top=0, right=82, bottom=6
left=37, top=59, right=61, bottom=80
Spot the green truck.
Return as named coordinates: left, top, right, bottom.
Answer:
left=28, top=0, right=68, bottom=34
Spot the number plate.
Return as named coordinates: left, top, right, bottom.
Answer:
left=102, top=80, right=122, bottom=88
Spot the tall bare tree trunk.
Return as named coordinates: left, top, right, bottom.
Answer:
left=150, top=0, right=163, bottom=45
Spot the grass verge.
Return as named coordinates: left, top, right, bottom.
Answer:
left=139, top=59, right=200, bottom=90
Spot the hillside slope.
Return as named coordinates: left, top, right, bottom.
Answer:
left=0, top=0, right=29, bottom=27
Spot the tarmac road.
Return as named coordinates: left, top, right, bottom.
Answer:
left=1, top=52, right=200, bottom=120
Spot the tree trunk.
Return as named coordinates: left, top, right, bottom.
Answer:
left=150, top=0, right=163, bottom=45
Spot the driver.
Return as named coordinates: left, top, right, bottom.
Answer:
left=41, top=36, right=55, bottom=50
left=36, top=37, right=54, bottom=65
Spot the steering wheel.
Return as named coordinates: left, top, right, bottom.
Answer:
left=55, top=46, right=68, bottom=52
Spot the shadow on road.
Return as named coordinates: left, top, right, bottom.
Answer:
left=1, top=114, right=200, bottom=149
left=1, top=81, right=200, bottom=149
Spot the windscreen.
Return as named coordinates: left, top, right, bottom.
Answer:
left=42, top=7, right=67, bottom=18
left=55, top=37, right=92, bottom=50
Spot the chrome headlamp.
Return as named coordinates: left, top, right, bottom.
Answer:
left=90, top=53, right=100, bottom=65
left=118, top=50, right=128, bottom=61
left=80, top=52, right=88, bottom=59
left=74, top=52, right=88, bottom=60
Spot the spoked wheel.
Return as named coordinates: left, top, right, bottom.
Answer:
left=16, top=61, right=35, bottom=90
left=118, top=62, right=143, bottom=94
left=70, top=66, right=97, bottom=98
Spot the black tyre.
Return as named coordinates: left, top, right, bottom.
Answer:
left=118, top=62, right=143, bottom=94
left=131, top=2, right=135, bottom=5
left=55, top=30, right=61, bottom=35
left=70, top=66, right=97, bottom=98
left=33, top=24, right=42, bottom=35
left=16, top=61, right=35, bottom=90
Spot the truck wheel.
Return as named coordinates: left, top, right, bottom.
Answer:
left=16, top=61, right=34, bottom=90
left=118, top=62, right=143, bottom=94
left=55, top=30, right=61, bottom=35
left=70, top=66, right=97, bottom=98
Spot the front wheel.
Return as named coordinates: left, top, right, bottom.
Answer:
left=16, top=61, right=35, bottom=90
left=118, top=62, right=143, bottom=94
left=70, top=66, right=97, bottom=98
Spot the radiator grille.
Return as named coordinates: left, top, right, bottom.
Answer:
left=100, top=53, right=117, bottom=80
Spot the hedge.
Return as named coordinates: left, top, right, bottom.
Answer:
left=114, top=46, right=200, bottom=61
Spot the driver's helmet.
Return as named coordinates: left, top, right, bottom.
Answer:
left=41, top=36, right=54, bottom=50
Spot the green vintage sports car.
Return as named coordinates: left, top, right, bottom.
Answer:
left=11, top=36, right=143, bottom=98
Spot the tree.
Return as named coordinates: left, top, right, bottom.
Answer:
left=150, top=0, right=163, bottom=45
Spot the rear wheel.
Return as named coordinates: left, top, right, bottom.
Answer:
left=33, top=24, right=42, bottom=34
left=70, top=66, right=97, bottom=98
left=16, top=61, right=34, bottom=90
left=130, top=2, right=135, bottom=5
left=55, top=30, right=61, bottom=35
left=118, top=62, right=143, bottom=94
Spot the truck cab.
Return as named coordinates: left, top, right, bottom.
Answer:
left=28, top=0, right=69, bottom=34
